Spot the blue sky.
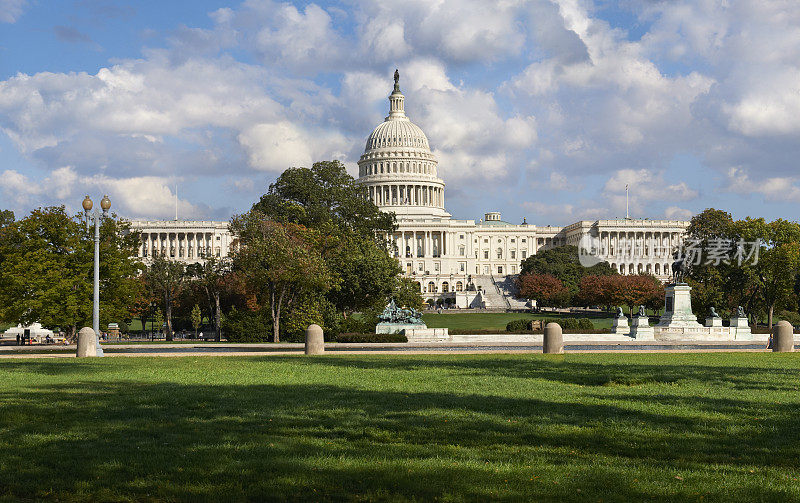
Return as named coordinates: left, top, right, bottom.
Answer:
left=2, top=0, right=800, bottom=225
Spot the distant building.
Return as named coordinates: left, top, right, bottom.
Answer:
left=129, top=220, right=234, bottom=263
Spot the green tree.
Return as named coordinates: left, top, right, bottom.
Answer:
left=0, top=209, right=14, bottom=228
left=393, top=277, right=425, bottom=312
left=191, top=304, right=202, bottom=339
left=0, top=206, right=141, bottom=339
left=145, top=256, right=186, bottom=341
left=187, top=257, right=235, bottom=341
left=231, top=213, right=335, bottom=342
left=251, top=160, right=400, bottom=316
left=153, top=308, right=164, bottom=338
left=252, top=160, right=395, bottom=238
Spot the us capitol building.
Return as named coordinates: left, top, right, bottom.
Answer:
left=131, top=72, right=689, bottom=308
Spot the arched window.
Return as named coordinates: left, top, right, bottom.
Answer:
left=427, top=281, right=436, bottom=293
left=441, top=282, right=449, bottom=293
left=496, top=248, right=503, bottom=259
left=456, top=281, right=463, bottom=292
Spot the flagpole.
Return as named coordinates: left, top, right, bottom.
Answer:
left=625, top=184, right=629, bottom=219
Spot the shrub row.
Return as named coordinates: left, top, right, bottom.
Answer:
left=334, top=332, right=408, bottom=343
left=505, top=318, right=596, bottom=332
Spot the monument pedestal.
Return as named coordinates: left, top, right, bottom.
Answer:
left=611, top=315, right=629, bottom=335
left=630, top=315, right=654, bottom=340
left=730, top=317, right=753, bottom=340
left=376, top=322, right=426, bottom=334
left=705, top=316, right=722, bottom=327
left=654, top=284, right=705, bottom=339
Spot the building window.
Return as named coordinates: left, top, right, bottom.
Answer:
left=459, top=234, right=464, bottom=239
left=441, top=281, right=449, bottom=292
left=456, top=281, right=463, bottom=292
left=484, top=239, right=488, bottom=243
left=521, top=250, right=527, bottom=259
left=418, top=263, right=424, bottom=271
left=497, top=266, right=503, bottom=274
left=522, top=239, right=526, bottom=243
left=511, top=251, right=516, bottom=259
left=427, top=281, right=436, bottom=293
left=483, top=266, right=489, bottom=274
left=434, top=263, right=440, bottom=272
left=484, top=251, right=489, bottom=259
left=496, top=248, right=502, bottom=259
left=459, top=246, right=465, bottom=256
left=511, top=265, right=517, bottom=274
left=460, top=262, right=465, bottom=272
left=511, top=239, right=515, bottom=243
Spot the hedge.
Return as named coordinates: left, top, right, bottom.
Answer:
left=334, top=332, right=408, bottom=343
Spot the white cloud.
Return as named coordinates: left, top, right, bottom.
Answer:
left=723, top=167, right=800, bottom=203
left=665, top=206, right=693, bottom=220
left=0, top=0, right=26, bottom=23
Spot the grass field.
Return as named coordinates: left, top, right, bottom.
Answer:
left=422, top=311, right=616, bottom=330
left=1, top=354, right=799, bottom=501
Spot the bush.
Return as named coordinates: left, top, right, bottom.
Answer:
left=578, top=318, right=595, bottom=330
left=222, top=308, right=272, bottom=342
left=505, top=319, right=530, bottom=332
left=337, top=316, right=369, bottom=335
left=561, top=318, right=580, bottom=330
left=335, top=332, right=407, bottom=343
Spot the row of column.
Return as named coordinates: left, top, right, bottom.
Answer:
left=141, top=232, right=217, bottom=260
left=610, top=262, right=672, bottom=276
left=395, top=230, right=447, bottom=258
left=370, top=184, right=443, bottom=207
left=601, top=231, right=681, bottom=258
left=361, top=160, right=434, bottom=176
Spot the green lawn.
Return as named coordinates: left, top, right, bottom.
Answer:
left=423, top=311, right=616, bottom=330
left=1, top=354, right=799, bottom=501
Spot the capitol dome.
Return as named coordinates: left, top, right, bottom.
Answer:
left=357, top=70, right=449, bottom=220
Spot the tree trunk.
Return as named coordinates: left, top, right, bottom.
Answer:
left=166, top=298, right=173, bottom=341
left=214, top=294, right=221, bottom=342
left=768, top=304, right=774, bottom=329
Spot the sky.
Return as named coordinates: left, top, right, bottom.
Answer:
left=2, top=0, right=800, bottom=226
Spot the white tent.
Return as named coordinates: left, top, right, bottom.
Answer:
left=4, top=323, right=57, bottom=342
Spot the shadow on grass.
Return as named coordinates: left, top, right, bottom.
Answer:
left=302, top=354, right=800, bottom=391
left=1, top=358, right=799, bottom=501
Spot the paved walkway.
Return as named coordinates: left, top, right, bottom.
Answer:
left=0, top=339, right=783, bottom=358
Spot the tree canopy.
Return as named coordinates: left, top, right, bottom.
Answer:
left=519, top=245, right=617, bottom=305
left=0, top=206, right=142, bottom=338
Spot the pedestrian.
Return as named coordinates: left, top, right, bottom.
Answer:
left=16, top=334, right=20, bottom=345
left=766, top=332, right=773, bottom=350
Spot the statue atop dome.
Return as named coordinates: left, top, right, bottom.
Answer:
left=393, top=68, right=400, bottom=92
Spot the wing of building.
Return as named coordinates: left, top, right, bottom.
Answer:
left=129, top=72, right=690, bottom=308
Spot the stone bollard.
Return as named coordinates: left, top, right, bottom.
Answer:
left=543, top=322, right=564, bottom=354
left=772, top=320, right=794, bottom=352
left=305, top=324, right=325, bottom=355
left=76, top=327, right=97, bottom=357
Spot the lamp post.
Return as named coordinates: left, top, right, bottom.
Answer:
left=82, top=195, right=111, bottom=356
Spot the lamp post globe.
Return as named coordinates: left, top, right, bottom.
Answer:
left=100, top=195, right=111, bottom=212
left=82, top=195, right=93, bottom=211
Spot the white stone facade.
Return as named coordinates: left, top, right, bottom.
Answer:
left=130, top=220, right=234, bottom=263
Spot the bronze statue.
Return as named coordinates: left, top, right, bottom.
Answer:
left=709, top=306, right=719, bottom=318
left=394, top=69, right=399, bottom=85
left=378, top=298, right=423, bottom=325
left=737, top=305, right=745, bottom=318
left=616, top=307, right=624, bottom=318
left=671, top=251, right=689, bottom=284
left=638, top=305, right=646, bottom=317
